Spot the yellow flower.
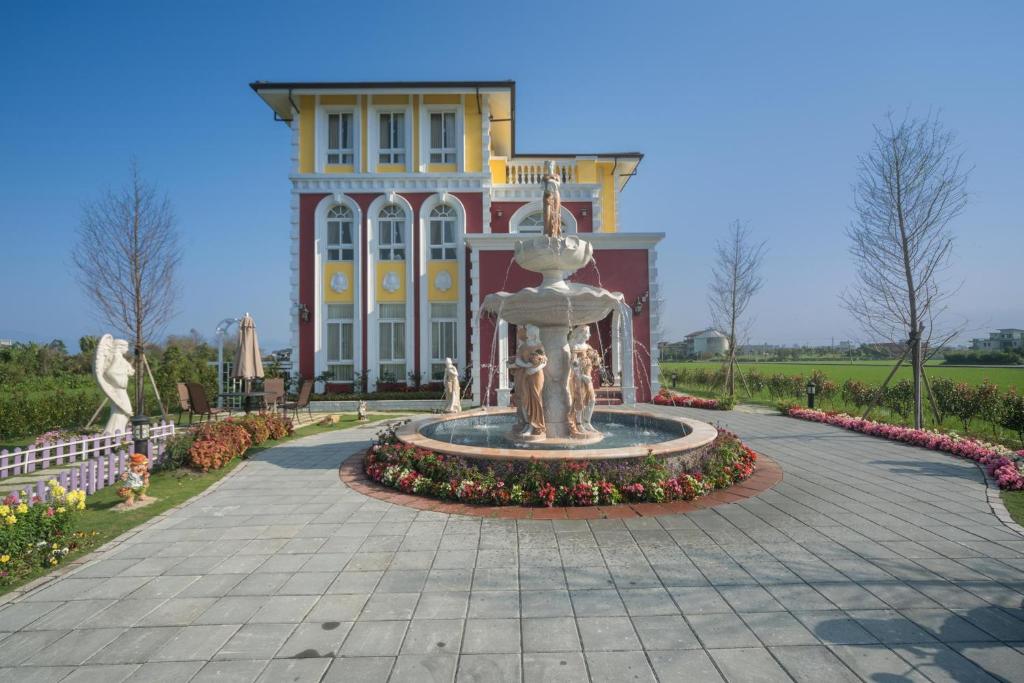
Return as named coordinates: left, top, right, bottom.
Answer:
left=0, top=505, right=9, bottom=517
left=5, top=515, right=16, bottom=525
left=52, top=486, right=66, bottom=498
left=47, top=479, right=58, bottom=488
left=49, top=558, right=58, bottom=566
left=51, top=542, right=59, bottom=550
left=0, top=554, right=9, bottom=564
left=16, top=503, right=28, bottom=514
left=56, top=507, right=66, bottom=514
left=77, top=502, right=85, bottom=510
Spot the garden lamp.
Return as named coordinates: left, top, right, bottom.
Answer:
left=671, top=371, right=678, bottom=388
left=806, top=381, right=816, bottom=409
left=131, top=413, right=151, bottom=456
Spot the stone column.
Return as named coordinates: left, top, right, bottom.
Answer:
left=539, top=325, right=571, bottom=438
left=496, top=320, right=511, bottom=407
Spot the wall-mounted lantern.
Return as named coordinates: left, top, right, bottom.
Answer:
left=296, top=303, right=310, bottom=323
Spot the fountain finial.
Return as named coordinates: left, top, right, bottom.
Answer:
left=542, top=160, right=562, bottom=238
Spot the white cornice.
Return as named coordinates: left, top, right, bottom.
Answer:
left=490, top=184, right=599, bottom=201
left=464, top=232, right=664, bottom=251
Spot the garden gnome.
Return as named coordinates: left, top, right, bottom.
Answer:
left=94, top=334, right=134, bottom=435
left=357, top=400, right=368, bottom=421
left=513, top=324, right=547, bottom=437
left=443, top=358, right=462, bottom=413
left=118, top=454, right=150, bottom=506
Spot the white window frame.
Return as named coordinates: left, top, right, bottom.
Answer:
left=325, top=204, right=355, bottom=262
left=419, top=103, right=463, bottom=172
left=314, top=193, right=363, bottom=386
left=429, top=302, right=459, bottom=381
left=325, top=304, right=355, bottom=382
left=377, top=205, right=407, bottom=261
left=315, top=103, right=360, bottom=172
left=377, top=111, right=407, bottom=165
left=508, top=201, right=579, bottom=234
left=428, top=204, right=458, bottom=260
left=428, top=111, right=458, bottom=164
left=517, top=211, right=545, bottom=234
left=378, top=303, right=407, bottom=383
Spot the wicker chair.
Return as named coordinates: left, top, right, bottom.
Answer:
left=281, top=378, right=314, bottom=423
left=263, top=378, right=285, bottom=412
left=176, top=382, right=193, bottom=425
left=187, top=382, right=228, bottom=424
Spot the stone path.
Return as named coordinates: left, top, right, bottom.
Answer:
left=1, top=408, right=1023, bottom=682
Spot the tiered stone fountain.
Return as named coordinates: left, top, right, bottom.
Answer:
left=398, top=162, right=717, bottom=466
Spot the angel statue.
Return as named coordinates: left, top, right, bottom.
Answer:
left=94, top=334, right=134, bottom=434
left=442, top=358, right=462, bottom=413
left=542, top=160, right=562, bottom=238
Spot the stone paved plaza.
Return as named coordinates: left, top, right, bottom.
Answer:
left=1, top=407, right=1023, bottom=682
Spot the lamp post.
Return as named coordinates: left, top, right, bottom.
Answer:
left=670, top=371, right=678, bottom=389
left=131, top=413, right=151, bottom=456
left=806, top=381, right=816, bottom=410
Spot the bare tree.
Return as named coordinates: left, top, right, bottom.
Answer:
left=72, top=161, right=181, bottom=415
left=841, top=113, right=969, bottom=428
left=709, top=221, right=767, bottom=398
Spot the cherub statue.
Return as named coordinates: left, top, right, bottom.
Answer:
left=542, top=160, right=562, bottom=238
left=94, top=334, right=134, bottom=435
left=118, top=453, right=150, bottom=506
left=442, top=358, right=462, bottom=413
left=569, top=325, right=602, bottom=434
left=512, top=324, right=547, bottom=437
left=357, top=400, right=369, bottom=421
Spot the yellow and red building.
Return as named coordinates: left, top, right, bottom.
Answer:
left=251, top=80, right=662, bottom=402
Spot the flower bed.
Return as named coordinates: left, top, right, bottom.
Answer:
left=652, top=388, right=734, bottom=410
left=186, top=414, right=294, bottom=472
left=364, top=424, right=757, bottom=507
left=1, top=480, right=88, bottom=586
left=787, top=407, right=1024, bottom=491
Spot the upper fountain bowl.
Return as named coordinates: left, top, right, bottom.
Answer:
left=515, top=235, right=593, bottom=288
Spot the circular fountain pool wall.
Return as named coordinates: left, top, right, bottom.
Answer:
left=396, top=408, right=718, bottom=472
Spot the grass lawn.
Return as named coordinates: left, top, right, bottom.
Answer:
left=660, top=360, right=1024, bottom=389
left=1, top=413, right=394, bottom=597
left=1002, top=491, right=1024, bottom=527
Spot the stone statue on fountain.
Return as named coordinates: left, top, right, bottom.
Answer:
left=569, top=325, right=602, bottom=435
left=510, top=324, right=547, bottom=439
left=542, top=160, right=562, bottom=238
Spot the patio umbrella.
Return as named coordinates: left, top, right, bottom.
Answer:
left=233, top=313, right=264, bottom=392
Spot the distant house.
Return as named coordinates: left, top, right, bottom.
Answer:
left=970, top=329, right=1024, bottom=352
left=683, top=329, right=730, bottom=358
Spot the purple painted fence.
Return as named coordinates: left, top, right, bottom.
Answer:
left=2, top=422, right=174, bottom=503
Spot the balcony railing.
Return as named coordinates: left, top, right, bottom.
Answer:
left=502, top=159, right=577, bottom=185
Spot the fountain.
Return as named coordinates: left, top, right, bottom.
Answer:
left=397, top=161, right=717, bottom=468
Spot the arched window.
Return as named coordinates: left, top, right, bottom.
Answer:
left=429, top=205, right=457, bottom=260
left=326, top=205, right=354, bottom=261
left=517, top=211, right=545, bottom=234
left=377, top=205, right=406, bottom=260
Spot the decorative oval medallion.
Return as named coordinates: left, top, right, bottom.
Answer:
left=434, top=270, right=453, bottom=293
left=330, top=272, right=349, bottom=294
left=382, top=271, right=401, bottom=293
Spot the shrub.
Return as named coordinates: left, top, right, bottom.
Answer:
left=949, top=382, right=981, bottom=432
left=1, top=481, right=87, bottom=585
left=883, top=379, right=914, bottom=421
left=930, top=377, right=957, bottom=422
left=188, top=420, right=252, bottom=471
left=1001, top=390, right=1024, bottom=448
left=156, top=432, right=196, bottom=472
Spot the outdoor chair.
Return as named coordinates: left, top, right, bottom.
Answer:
left=176, top=382, right=194, bottom=424
left=281, top=378, right=314, bottom=423
left=263, top=377, right=285, bottom=413
left=187, top=382, right=228, bottom=424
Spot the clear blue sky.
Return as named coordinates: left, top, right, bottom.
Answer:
left=2, top=0, right=1021, bottom=352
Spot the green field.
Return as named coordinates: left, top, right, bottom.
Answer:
left=661, top=361, right=1024, bottom=391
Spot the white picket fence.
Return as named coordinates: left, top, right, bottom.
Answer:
left=1, top=421, right=175, bottom=502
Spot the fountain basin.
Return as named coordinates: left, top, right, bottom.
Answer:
left=396, top=408, right=718, bottom=471
left=482, top=284, right=622, bottom=327
left=514, top=235, right=593, bottom=287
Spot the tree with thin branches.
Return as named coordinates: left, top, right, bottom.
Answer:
left=841, top=113, right=969, bottom=428
left=72, top=161, right=181, bottom=417
left=709, top=221, right=767, bottom=398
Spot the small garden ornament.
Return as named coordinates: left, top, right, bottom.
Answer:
left=118, top=453, right=150, bottom=506
left=443, top=358, right=462, bottom=413
left=358, top=400, right=369, bottom=421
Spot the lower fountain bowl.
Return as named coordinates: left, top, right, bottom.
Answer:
left=395, top=407, right=718, bottom=473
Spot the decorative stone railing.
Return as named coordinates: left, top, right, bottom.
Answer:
left=503, top=159, right=577, bottom=185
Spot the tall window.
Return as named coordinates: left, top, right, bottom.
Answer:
left=429, top=111, right=457, bottom=164
left=430, top=302, right=458, bottom=381
left=429, top=205, right=457, bottom=260
left=377, top=205, right=406, bottom=260
left=378, top=112, right=406, bottom=164
left=326, top=205, right=354, bottom=261
left=326, top=112, right=354, bottom=165
left=326, top=304, right=354, bottom=382
left=518, top=211, right=545, bottom=234
left=379, top=302, right=406, bottom=382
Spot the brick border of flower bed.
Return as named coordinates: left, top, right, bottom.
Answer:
left=338, top=451, right=783, bottom=519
